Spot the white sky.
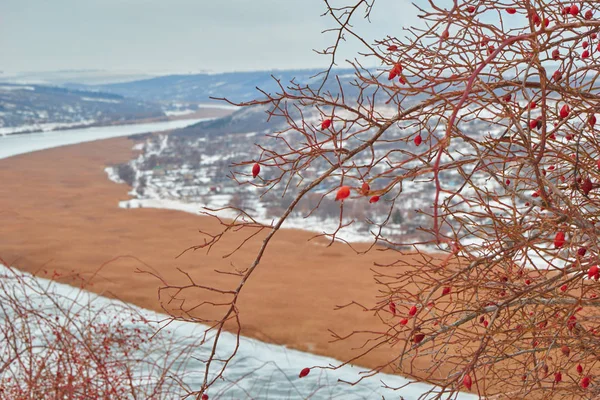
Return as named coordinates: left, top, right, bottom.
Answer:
left=0, top=0, right=420, bottom=74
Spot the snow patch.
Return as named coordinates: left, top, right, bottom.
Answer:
left=81, top=96, right=122, bottom=104
left=0, top=85, right=35, bottom=91
left=164, top=109, right=197, bottom=116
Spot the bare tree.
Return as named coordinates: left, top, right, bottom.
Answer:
left=0, top=256, right=192, bottom=398
left=153, top=1, right=600, bottom=398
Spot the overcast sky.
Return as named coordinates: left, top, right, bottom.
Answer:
left=0, top=0, right=420, bottom=74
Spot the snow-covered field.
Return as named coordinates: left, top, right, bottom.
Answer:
left=1, top=120, right=478, bottom=399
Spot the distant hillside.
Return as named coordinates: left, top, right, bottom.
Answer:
left=174, top=104, right=280, bottom=138
left=0, top=70, right=158, bottom=86
left=68, top=69, right=358, bottom=104
left=0, top=84, right=165, bottom=134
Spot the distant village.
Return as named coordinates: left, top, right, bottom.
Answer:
left=114, top=108, right=497, bottom=246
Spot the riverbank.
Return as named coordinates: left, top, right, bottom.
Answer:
left=0, top=106, right=233, bottom=136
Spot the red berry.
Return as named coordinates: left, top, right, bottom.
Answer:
left=413, top=333, right=425, bottom=343
left=589, top=114, right=597, bottom=128
left=577, top=364, right=584, bottom=374
left=409, top=305, right=417, bottom=316
left=525, top=279, right=531, bottom=285
left=441, top=29, right=450, bottom=40
left=578, top=247, right=587, bottom=257
left=387, top=45, right=398, bottom=51
left=582, top=177, right=593, bottom=195
left=552, top=49, right=561, bottom=60
left=414, top=134, right=422, bottom=146
left=321, top=119, right=332, bottom=130
left=553, top=70, right=563, bottom=82
left=389, top=301, right=396, bottom=315
left=559, top=104, right=570, bottom=119
left=581, top=376, right=591, bottom=388
left=568, top=315, right=577, bottom=331
left=202, top=394, right=209, bottom=400
left=538, top=320, right=547, bottom=329
left=299, top=367, right=310, bottom=378
left=388, top=63, right=402, bottom=80
left=582, top=50, right=590, bottom=59
left=588, top=265, right=599, bottom=280
left=529, top=101, right=537, bottom=109
left=585, top=10, right=593, bottom=20
left=400, top=318, right=408, bottom=325
left=463, top=374, right=473, bottom=390
left=560, top=284, right=568, bottom=292
left=561, top=345, right=570, bottom=356
left=442, top=287, right=451, bottom=296
left=506, top=8, right=517, bottom=15
left=252, top=163, right=261, bottom=178
left=369, top=195, right=380, bottom=204
left=467, top=5, right=475, bottom=13
left=505, top=179, right=511, bottom=185
left=335, top=186, right=351, bottom=201
left=555, top=371, right=562, bottom=383
left=529, top=118, right=541, bottom=130
left=554, top=231, right=566, bottom=249
left=360, top=182, right=370, bottom=196
left=570, top=5, right=580, bottom=17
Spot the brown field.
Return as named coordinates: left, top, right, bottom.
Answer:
left=0, top=126, right=531, bottom=397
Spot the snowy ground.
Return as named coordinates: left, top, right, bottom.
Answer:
left=116, top=197, right=381, bottom=244
left=0, top=264, right=477, bottom=400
